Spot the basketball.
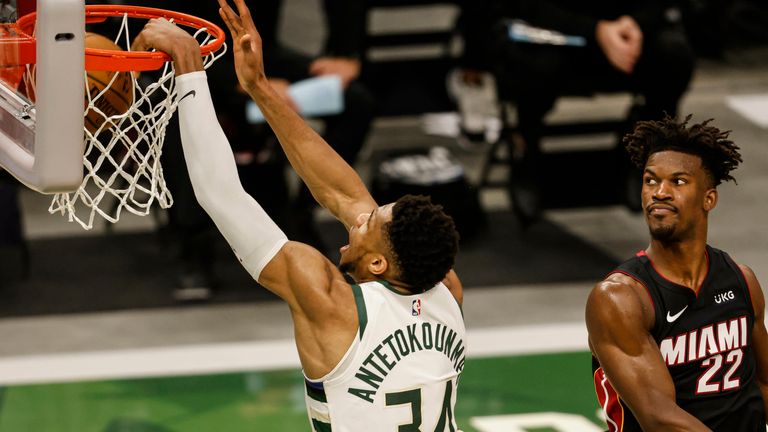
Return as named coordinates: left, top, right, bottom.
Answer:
left=84, top=32, right=134, bottom=134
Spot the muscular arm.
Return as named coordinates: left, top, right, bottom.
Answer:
left=133, top=20, right=289, bottom=285
left=133, top=19, right=346, bottom=308
left=176, top=83, right=355, bottom=373
left=218, top=0, right=376, bottom=230
left=740, top=264, right=768, bottom=421
left=134, top=19, right=359, bottom=377
left=248, top=78, right=373, bottom=228
left=586, top=276, right=711, bottom=431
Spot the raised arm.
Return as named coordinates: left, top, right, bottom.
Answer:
left=586, top=276, right=711, bottom=431
left=133, top=19, right=363, bottom=380
left=132, top=19, right=348, bottom=308
left=216, top=0, right=376, bottom=230
left=740, top=264, right=768, bottom=422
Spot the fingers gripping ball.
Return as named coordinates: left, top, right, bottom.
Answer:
left=84, top=32, right=135, bottom=134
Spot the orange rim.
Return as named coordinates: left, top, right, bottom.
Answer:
left=16, top=5, right=226, bottom=72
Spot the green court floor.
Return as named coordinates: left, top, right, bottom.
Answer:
left=0, top=351, right=604, bottom=431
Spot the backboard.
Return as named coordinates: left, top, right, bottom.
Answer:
left=0, top=0, right=84, bottom=193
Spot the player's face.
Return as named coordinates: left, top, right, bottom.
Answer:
left=642, top=151, right=716, bottom=242
left=339, top=204, right=395, bottom=279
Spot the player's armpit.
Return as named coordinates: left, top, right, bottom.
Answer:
left=586, top=279, right=711, bottom=432
left=257, top=241, right=359, bottom=379
left=740, top=265, right=768, bottom=419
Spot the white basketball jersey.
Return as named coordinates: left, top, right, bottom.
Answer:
left=304, top=280, right=466, bottom=432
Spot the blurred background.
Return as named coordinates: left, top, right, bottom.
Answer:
left=0, top=0, right=767, bottom=430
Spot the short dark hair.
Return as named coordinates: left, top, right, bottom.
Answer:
left=624, top=115, right=742, bottom=187
left=383, top=195, right=459, bottom=294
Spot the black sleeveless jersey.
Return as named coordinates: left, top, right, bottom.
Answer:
left=592, top=245, right=766, bottom=431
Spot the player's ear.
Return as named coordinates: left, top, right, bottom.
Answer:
left=703, top=187, right=718, bottom=212
left=368, top=253, right=388, bottom=276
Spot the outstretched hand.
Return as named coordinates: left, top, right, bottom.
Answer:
left=217, top=0, right=267, bottom=94
left=132, top=18, right=203, bottom=75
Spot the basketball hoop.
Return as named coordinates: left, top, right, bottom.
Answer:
left=18, top=5, right=227, bottom=229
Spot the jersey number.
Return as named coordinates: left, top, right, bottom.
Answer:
left=385, top=380, right=455, bottom=432
left=697, top=348, right=743, bottom=394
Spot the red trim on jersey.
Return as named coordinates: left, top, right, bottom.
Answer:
left=608, top=270, right=656, bottom=310
left=636, top=250, right=647, bottom=257
left=642, top=249, right=710, bottom=298
left=594, top=367, right=624, bottom=432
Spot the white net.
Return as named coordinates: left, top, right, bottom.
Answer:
left=47, top=13, right=226, bottom=229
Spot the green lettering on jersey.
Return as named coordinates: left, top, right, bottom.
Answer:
left=433, top=380, right=456, bottom=432
left=435, top=324, right=446, bottom=352
left=450, top=341, right=465, bottom=367
left=363, top=353, right=388, bottom=376
left=383, top=334, right=401, bottom=361
left=394, top=330, right=410, bottom=357
left=354, top=366, right=383, bottom=390
left=455, top=358, right=465, bottom=373
left=386, top=389, right=422, bottom=431
left=373, top=344, right=396, bottom=371
left=443, top=330, right=457, bottom=356
left=422, top=323, right=434, bottom=349
left=407, top=323, right=423, bottom=353
left=347, top=387, right=376, bottom=403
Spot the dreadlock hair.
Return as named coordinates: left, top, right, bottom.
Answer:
left=624, top=114, right=742, bottom=187
left=383, top=195, right=459, bottom=294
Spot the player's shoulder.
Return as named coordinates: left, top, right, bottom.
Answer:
left=736, top=263, right=759, bottom=285
left=592, top=271, right=648, bottom=300
left=587, top=272, right=655, bottom=327
left=277, top=241, right=356, bottom=308
left=733, top=263, right=765, bottom=313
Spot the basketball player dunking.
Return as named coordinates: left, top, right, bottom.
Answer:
left=587, top=116, right=768, bottom=431
left=133, top=1, right=465, bottom=431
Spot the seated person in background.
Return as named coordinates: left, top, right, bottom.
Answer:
left=459, top=0, right=695, bottom=225
left=157, top=0, right=375, bottom=299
